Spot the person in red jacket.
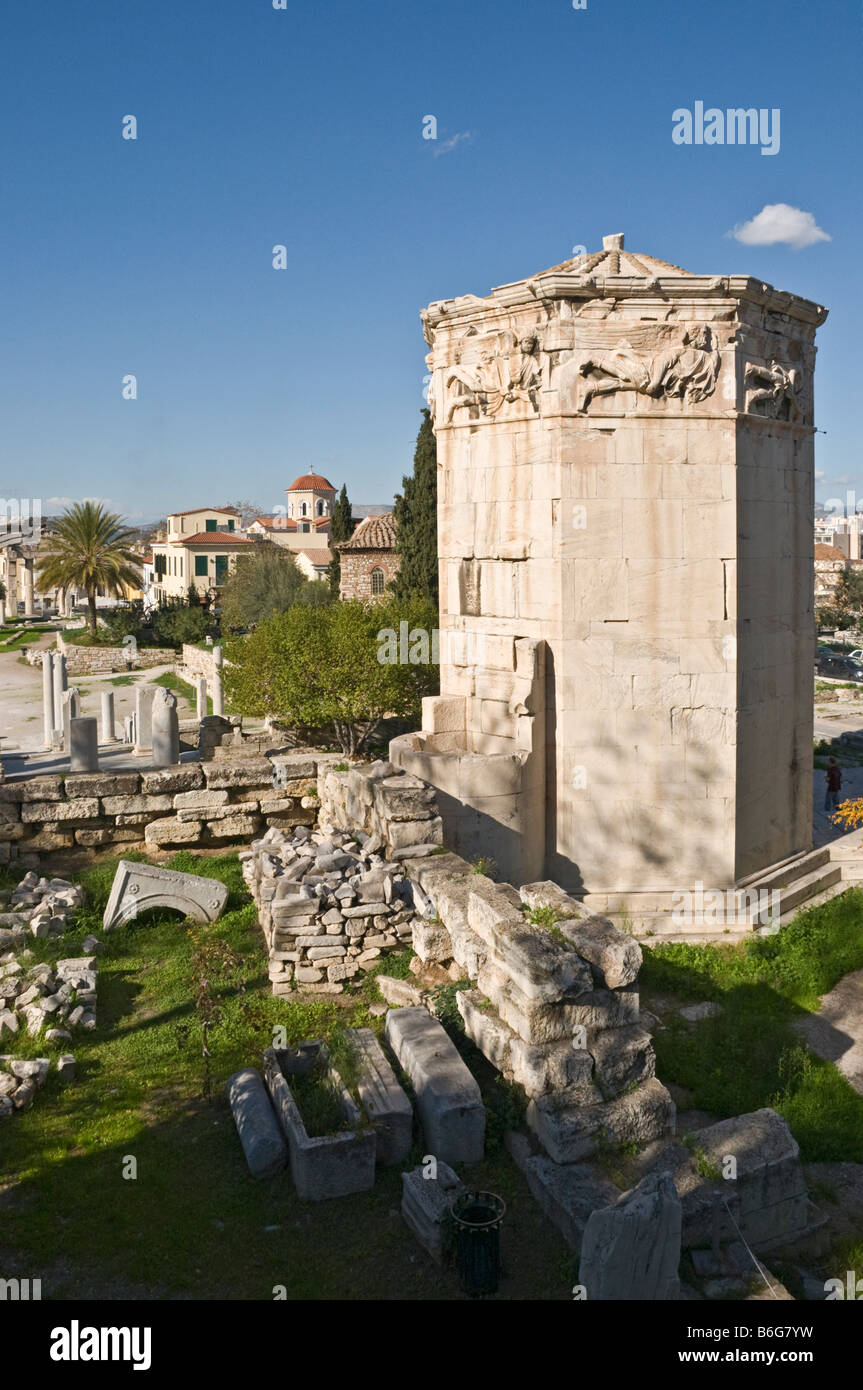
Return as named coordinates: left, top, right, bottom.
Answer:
left=825, top=757, right=842, bottom=816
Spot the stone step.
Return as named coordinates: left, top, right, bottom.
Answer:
left=771, top=862, right=843, bottom=916
left=735, top=845, right=831, bottom=893
left=775, top=876, right=849, bottom=929
left=642, top=931, right=753, bottom=947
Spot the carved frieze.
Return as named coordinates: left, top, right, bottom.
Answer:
left=576, top=326, right=721, bottom=412
left=744, top=360, right=805, bottom=422
left=441, top=328, right=543, bottom=424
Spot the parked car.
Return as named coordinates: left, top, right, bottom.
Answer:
left=816, top=649, right=840, bottom=675
left=818, top=652, right=863, bottom=681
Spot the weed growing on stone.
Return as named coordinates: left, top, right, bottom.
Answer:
left=290, top=1056, right=350, bottom=1138
left=683, top=1135, right=722, bottom=1182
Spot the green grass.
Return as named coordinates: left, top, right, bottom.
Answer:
left=642, top=889, right=863, bottom=1161
left=1, top=851, right=568, bottom=1300
left=152, top=671, right=212, bottom=715
left=108, top=674, right=138, bottom=686
left=0, top=627, right=39, bottom=652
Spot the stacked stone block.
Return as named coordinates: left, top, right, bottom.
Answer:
left=242, top=821, right=419, bottom=996
left=394, top=856, right=675, bottom=1164
left=318, top=760, right=444, bottom=857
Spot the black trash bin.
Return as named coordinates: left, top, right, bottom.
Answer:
left=450, top=1190, right=506, bottom=1297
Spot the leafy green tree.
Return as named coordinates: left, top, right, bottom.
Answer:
left=392, top=409, right=438, bottom=605
left=219, top=543, right=307, bottom=629
left=36, top=501, right=142, bottom=637
left=224, top=595, right=439, bottom=754
left=295, top=579, right=334, bottom=609
left=831, top=570, right=863, bottom=632
left=151, top=601, right=211, bottom=648
left=327, top=484, right=355, bottom=597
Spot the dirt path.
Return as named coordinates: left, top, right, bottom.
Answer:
left=0, top=631, right=53, bottom=751
left=0, top=639, right=181, bottom=754
left=795, top=969, right=863, bottom=1096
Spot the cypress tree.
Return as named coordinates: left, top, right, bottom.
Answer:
left=393, top=409, right=438, bottom=604
left=328, top=483, right=355, bottom=597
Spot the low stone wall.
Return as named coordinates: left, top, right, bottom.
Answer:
left=57, top=634, right=176, bottom=674
left=181, top=643, right=217, bottom=681
left=0, top=753, right=340, bottom=867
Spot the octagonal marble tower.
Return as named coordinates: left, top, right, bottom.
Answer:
left=391, top=235, right=827, bottom=923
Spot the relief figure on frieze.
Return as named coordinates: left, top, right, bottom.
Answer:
left=577, top=325, right=720, bottom=411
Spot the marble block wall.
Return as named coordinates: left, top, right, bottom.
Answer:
left=400, top=234, right=827, bottom=900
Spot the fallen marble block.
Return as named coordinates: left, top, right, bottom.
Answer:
left=344, top=1026, right=413, bottom=1164
left=103, top=860, right=229, bottom=930
left=385, top=1007, right=485, bottom=1164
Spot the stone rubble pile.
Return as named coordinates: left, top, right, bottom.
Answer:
left=242, top=819, right=423, bottom=995
left=0, top=950, right=98, bottom=1040
left=0, top=871, right=85, bottom=946
left=0, top=1052, right=76, bottom=1120
left=391, top=855, right=676, bottom=1163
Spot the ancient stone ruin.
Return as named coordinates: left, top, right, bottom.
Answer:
left=393, top=234, right=828, bottom=934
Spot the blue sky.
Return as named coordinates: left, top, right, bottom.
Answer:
left=0, top=0, right=859, bottom=521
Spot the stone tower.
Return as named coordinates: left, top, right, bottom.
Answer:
left=391, top=235, right=828, bottom=924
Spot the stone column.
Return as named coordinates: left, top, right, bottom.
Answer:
left=100, top=690, right=117, bottom=744
left=151, top=688, right=180, bottom=767
left=0, top=593, right=6, bottom=624
left=22, top=562, right=35, bottom=619
left=212, top=647, right=224, bottom=717
left=61, top=687, right=81, bottom=752
left=134, top=687, right=155, bottom=754
left=42, top=651, right=55, bottom=750
left=64, top=590, right=74, bottom=619
left=196, top=676, right=208, bottom=721
left=69, top=717, right=99, bottom=773
left=53, top=652, right=68, bottom=736
left=123, top=714, right=136, bottom=745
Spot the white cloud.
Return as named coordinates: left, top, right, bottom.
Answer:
left=433, top=131, right=473, bottom=158
left=814, top=470, right=825, bottom=481
left=729, top=203, right=831, bottom=251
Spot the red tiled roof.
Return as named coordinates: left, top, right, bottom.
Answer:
left=336, top=512, right=397, bottom=551
left=295, top=547, right=334, bottom=565
left=252, top=516, right=330, bottom=532
left=169, top=533, right=256, bottom=546
left=168, top=506, right=241, bottom=518
left=287, top=473, right=336, bottom=492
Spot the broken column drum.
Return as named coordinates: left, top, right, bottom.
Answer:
left=151, top=688, right=180, bottom=767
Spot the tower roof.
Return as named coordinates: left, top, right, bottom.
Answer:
left=336, top=513, right=397, bottom=551
left=287, top=473, right=336, bottom=493
left=422, top=232, right=828, bottom=330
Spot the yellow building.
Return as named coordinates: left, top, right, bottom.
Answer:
left=151, top=507, right=253, bottom=605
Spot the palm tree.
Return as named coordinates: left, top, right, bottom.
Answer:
left=37, top=502, right=143, bottom=637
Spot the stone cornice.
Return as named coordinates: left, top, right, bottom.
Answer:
left=424, top=274, right=828, bottom=332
